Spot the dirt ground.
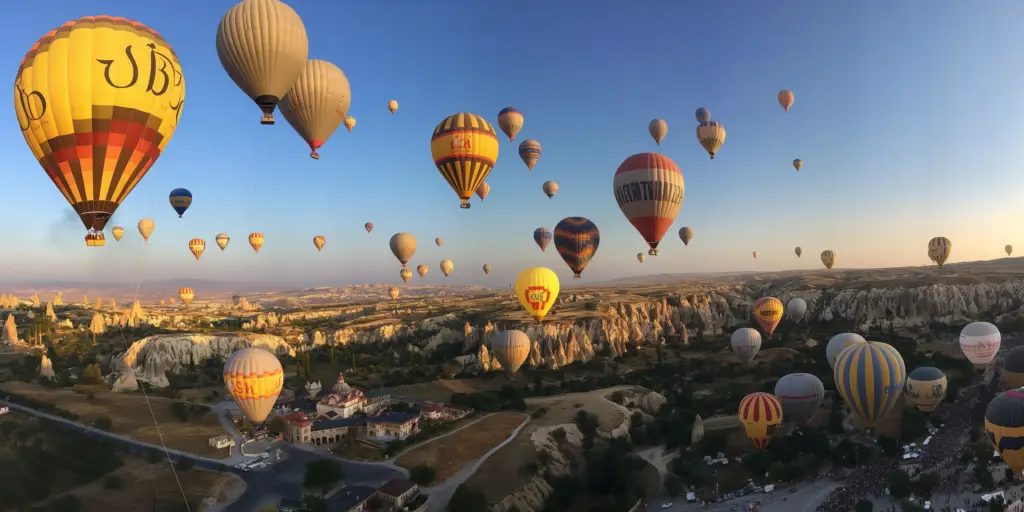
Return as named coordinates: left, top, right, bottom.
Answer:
left=379, top=378, right=510, bottom=402
left=395, top=412, right=527, bottom=483
left=0, top=381, right=230, bottom=458
left=703, top=415, right=743, bottom=431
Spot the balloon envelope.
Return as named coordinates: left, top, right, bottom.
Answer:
left=826, top=333, right=866, bottom=368
left=752, top=297, right=784, bottom=337
left=960, top=321, right=1001, bottom=366
left=833, top=341, right=906, bottom=428
left=390, top=233, right=417, bottom=267
left=985, top=388, right=1024, bottom=475
left=730, top=328, right=762, bottom=363
left=178, top=287, right=194, bottom=305
left=905, top=366, right=947, bottom=413
left=679, top=227, right=694, bottom=246
left=786, top=298, right=807, bottom=321
left=491, top=330, right=531, bottom=376
left=928, top=236, right=952, bottom=267
left=431, top=113, right=499, bottom=208
left=515, top=267, right=560, bottom=322
left=774, top=373, right=824, bottom=426
left=553, top=217, right=600, bottom=278
left=613, top=153, right=684, bottom=256
left=223, top=347, right=284, bottom=423
left=216, top=233, right=230, bottom=250
left=138, top=219, right=155, bottom=241
left=169, top=188, right=192, bottom=217
left=518, top=140, right=542, bottom=170
left=648, top=119, right=668, bottom=145
left=534, top=228, right=552, bottom=252
left=497, top=107, right=524, bottom=142
left=695, top=108, right=711, bottom=123
left=278, top=59, right=351, bottom=159
left=821, top=250, right=836, bottom=270
left=1003, top=347, right=1024, bottom=390
left=738, top=392, right=783, bottom=450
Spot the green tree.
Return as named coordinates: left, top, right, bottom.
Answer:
left=448, top=484, right=488, bottom=512
left=303, top=460, right=344, bottom=492
left=93, top=415, right=113, bottom=431
left=410, top=464, right=436, bottom=485
left=81, top=364, right=103, bottom=385
left=854, top=499, right=873, bottom=512
left=887, top=469, right=912, bottom=500
left=268, top=415, right=288, bottom=434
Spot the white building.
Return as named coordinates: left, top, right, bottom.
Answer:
left=315, top=374, right=366, bottom=419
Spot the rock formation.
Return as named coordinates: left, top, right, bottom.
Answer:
left=82, top=294, right=89, bottom=306
left=2, top=314, right=20, bottom=345
left=109, top=299, right=117, bottom=313
left=44, top=302, right=56, bottom=321
left=119, top=300, right=147, bottom=328
left=90, top=313, right=106, bottom=335
left=95, top=297, right=103, bottom=309
left=39, top=354, right=54, bottom=379
left=30, top=294, right=40, bottom=308
left=53, top=293, right=63, bottom=306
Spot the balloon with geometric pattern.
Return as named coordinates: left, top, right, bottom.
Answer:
left=431, top=113, right=499, bottom=208
left=738, top=392, right=783, bottom=450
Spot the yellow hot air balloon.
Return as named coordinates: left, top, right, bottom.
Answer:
left=821, top=250, right=836, bottom=271
left=435, top=238, right=443, bottom=247
left=752, top=297, right=784, bottom=338
left=189, top=238, right=206, bottom=261
left=313, top=235, right=326, bottom=252
left=928, top=237, right=952, bottom=267
left=738, top=392, right=783, bottom=450
left=111, top=226, right=125, bottom=242
left=1007, top=245, right=1014, bottom=257
left=216, top=0, right=309, bottom=124
left=344, top=116, right=356, bottom=132
left=278, top=59, right=351, bottom=160
left=138, top=219, right=155, bottom=241
left=216, top=233, right=230, bottom=250
left=476, top=181, right=491, bottom=201
left=389, top=286, right=400, bottom=300
left=390, top=233, right=417, bottom=267
left=483, top=264, right=492, bottom=275
left=249, top=232, right=264, bottom=253
left=515, top=267, right=560, bottom=322
left=16, top=17, right=186, bottom=238
left=178, top=287, right=194, bottom=305
left=431, top=113, right=499, bottom=209
left=416, top=264, right=428, bottom=279
left=648, top=119, right=668, bottom=145
left=388, top=100, right=398, bottom=114
left=400, top=268, right=412, bottom=284
left=223, top=347, right=284, bottom=424
left=440, top=259, right=454, bottom=277
left=696, top=121, right=726, bottom=159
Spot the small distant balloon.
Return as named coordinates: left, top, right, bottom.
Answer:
left=519, top=140, right=542, bottom=170
left=435, top=238, right=443, bottom=247
left=216, top=233, right=230, bottom=251
left=169, top=188, right=192, bottom=218
left=313, top=235, right=326, bottom=252
left=440, top=259, right=454, bottom=277
left=637, top=253, right=646, bottom=264
left=390, top=233, right=417, bottom=267
left=543, top=181, right=558, bottom=199
left=821, top=250, right=836, bottom=271
left=400, top=268, right=412, bottom=284
left=696, top=121, right=726, bottom=159
left=138, top=219, right=155, bottom=242
left=794, top=247, right=802, bottom=258
left=365, top=222, right=373, bottom=233
left=1007, top=245, right=1014, bottom=257
left=388, top=100, right=398, bottom=114
left=482, top=264, right=492, bottom=275
left=648, top=119, right=668, bottom=145
left=249, top=232, right=264, bottom=253
left=476, top=181, right=490, bottom=201
left=778, top=90, right=795, bottom=111
left=695, top=108, right=711, bottom=123
left=497, top=107, right=524, bottom=142
left=679, top=227, right=693, bottom=246
left=793, top=159, right=803, bottom=171
left=389, top=286, right=400, bottom=300
left=534, top=228, right=552, bottom=252
left=416, top=264, right=428, bottom=279
left=344, top=116, right=356, bottom=132
left=111, top=226, right=124, bottom=242
left=189, top=238, right=206, bottom=261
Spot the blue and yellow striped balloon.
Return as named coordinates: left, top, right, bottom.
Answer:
left=553, top=217, right=600, bottom=279
left=169, top=188, right=192, bottom=218
left=833, top=341, right=906, bottom=428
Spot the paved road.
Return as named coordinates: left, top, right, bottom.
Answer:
left=653, top=479, right=840, bottom=512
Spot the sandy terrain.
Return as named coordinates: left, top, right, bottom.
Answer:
left=0, top=381, right=230, bottom=457
left=395, top=412, right=527, bottom=483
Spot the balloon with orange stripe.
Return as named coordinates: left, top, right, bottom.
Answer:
left=223, top=347, right=284, bottom=424
left=737, top=392, right=783, bottom=450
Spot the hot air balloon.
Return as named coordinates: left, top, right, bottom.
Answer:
left=313, top=235, right=325, bottom=252
left=985, top=388, right=1024, bottom=476
left=111, top=226, right=125, bottom=242
left=483, top=264, right=491, bottom=275
left=388, top=100, right=398, bottom=114
left=435, top=238, right=442, bottom=247
left=515, top=267, right=560, bottom=322
left=534, top=228, right=552, bottom=252
left=821, top=250, right=836, bottom=271
left=905, top=367, right=947, bottom=413
left=928, top=237, right=952, bottom=267
left=249, top=232, right=264, bottom=253
left=216, top=0, right=308, bottom=125
left=278, top=59, right=351, bottom=160
left=730, top=328, right=762, bottom=363
left=637, top=253, right=646, bottom=264
left=416, top=264, right=428, bottom=279
left=738, top=392, right=783, bottom=450
left=138, top=219, right=155, bottom=242
left=400, top=268, right=412, bottom=284
left=431, top=113, right=499, bottom=208
left=16, top=16, right=186, bottom=238
left=344, top=116, right=356, bottom=132
left=826, top=333, right=866, bottom=369
left=614, top=153, right=684, bottom=256
left=793, top=159, right=803, bottom=171
left=695, top=107, right=711, bottom=123
left=169, top=188, right=192, bottom=218
left=786, top=298, right=807, bottom=322
left=778, top=90, right=795, bottom=111
left=440, top=260, right=454, bottom=277
left=223, top=347, right=284, bottom=423
left=775, top=373, right=824, bottom=426
left=752, top=251, right=759, bottom=259
left=389, top=286, right=400, bottom=300
left=491, top=329, right=531, bottom=377
left=390, top=233, right=417, bottom=267
left=178, top=287, right=194, bottom=305
left=679, top=227, right=694, bottom=246
left=833, top=341, right=906, bottom=428
left=696, top=121, right=726, bottom=159
left=554, top=217, right=600, bottom=278
left=752, top=297, right=784, bottom=338
left=794, top=247, right=802, bottom=258
left=364, top=222, right=374, bottom=233
left=189, top=238, right=206, bottom=261
left=476, top=182, right=491, bottom=201
left=1007, top=245, right=1014, bottom=257
left=216, top=233, right=230, bottom=251
left=497, top=107, right=524, bottom=142
left=518, top=140, right=542, bottom=170
left=540, top=181, right=558, bottom=199
left=960, top=321, right=1001, bottom=366
left=648, top=119, right=668, bottom=145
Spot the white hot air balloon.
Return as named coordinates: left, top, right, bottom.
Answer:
left=730, top=328, right=762, bottom=364
left=786, top=298, right=807, bottom=322
left=959, top=321, right=1001, bottom=366
left=826, top=333, right=867, bottom=369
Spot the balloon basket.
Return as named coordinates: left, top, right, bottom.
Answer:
left=261, top=114, right=275, bottom=125
left=573, top=275, right=581, bottom=279
left=460, top=203, right=471, bottom=209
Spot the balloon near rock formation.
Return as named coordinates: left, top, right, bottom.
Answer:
left=223, top=347, right=284, bottom=424
left=490, top=330, right=531, bottom=377
left=514, top=267, right=560, bottom=322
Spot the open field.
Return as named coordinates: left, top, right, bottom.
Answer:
left=378, top=378, right=510, bottom=402
left=395, top=412, right=527, bottom=483
left=0, top=381, right=230, bottom=457
left=703, top=415, right=743, bottom=431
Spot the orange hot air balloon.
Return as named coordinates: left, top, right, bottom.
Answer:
left=111, top=226, right=124, bottom=242
left=188, top=238, right=206, bottom=261
left=752, top=297, right=784, bottom=338
left=249, top=232, right=264, bottom=253
left=364, top=222, right=373, bottom=233
left=178, top=287, right=194, bottom=305
left=778, top=89, right=795, bottom=111
left=223, top=347, right=284, bottom=424
left=738, top=392, right=784, bottom=450
left=416, top=264, right=428, bottom=279
left=313, top=235, right=325, bottom=252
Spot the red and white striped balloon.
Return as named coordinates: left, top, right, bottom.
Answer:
left=613, top=153, right=684, bottom=256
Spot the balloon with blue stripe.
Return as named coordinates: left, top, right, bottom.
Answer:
left=169, top=188, right=193, bottom=218
left=833, top=340, right=906, bottom=428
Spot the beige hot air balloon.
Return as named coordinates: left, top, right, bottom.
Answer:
left=111, top=226, right=124, bottom=242
left=928, top=237, right=952, bottom=268
left=795, top=246, right=802, bottom=258
left=223, top=347, right=284, bottom=423
left=637, top=253, right=646, bottom=263
left=440, top=259, right=454, bottom=277
left=1007, top=245, right=1013, bottom=257
left=476, top=181, right=491, bottom=201
left=648, top=119, right=668, bottom=145
left=390, top=233, right=417, bottom=267
left=435, top=238, right=442, bottom=247
left=216, top=0, right=310, bottom=125
left=416, top=264, right=428, bottom=279
left=821, top=250, right=836, bottom=271
left=216, top=233, right=230, bottom=251
left=249, top=232, right=264, bottom=253
left=483, top=264, right=492, bottom=275
left=189, top=238, right=206, bottom=261
left=313, top=235, right=326, bottom=252
left=752, top=250, right=758, bottom=259
left=388, top=100, right=398, bottom=114
left=178, top=287, right=194, bottom=305
left=138, top=219, right=155, bottom=242
left=344, top=116, right=356, bottom=132
left=491, top=329, right=531, bottom=377
left=696, top=121, right=726, bottom=159
left=400, top=268, right=412, bottom=284
left=542, top=181, right=558, bottom=199
left=278, top=59, right=351, bottom=160
left=679, top=227, right=694, bottom=246
left=388, top=286, right=400, bottom=300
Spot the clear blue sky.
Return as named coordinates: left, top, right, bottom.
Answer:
left=5, top=1, right=1024, bottom=290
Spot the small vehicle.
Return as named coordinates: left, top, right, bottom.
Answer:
left=661, top=503, right=673, bottom=509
